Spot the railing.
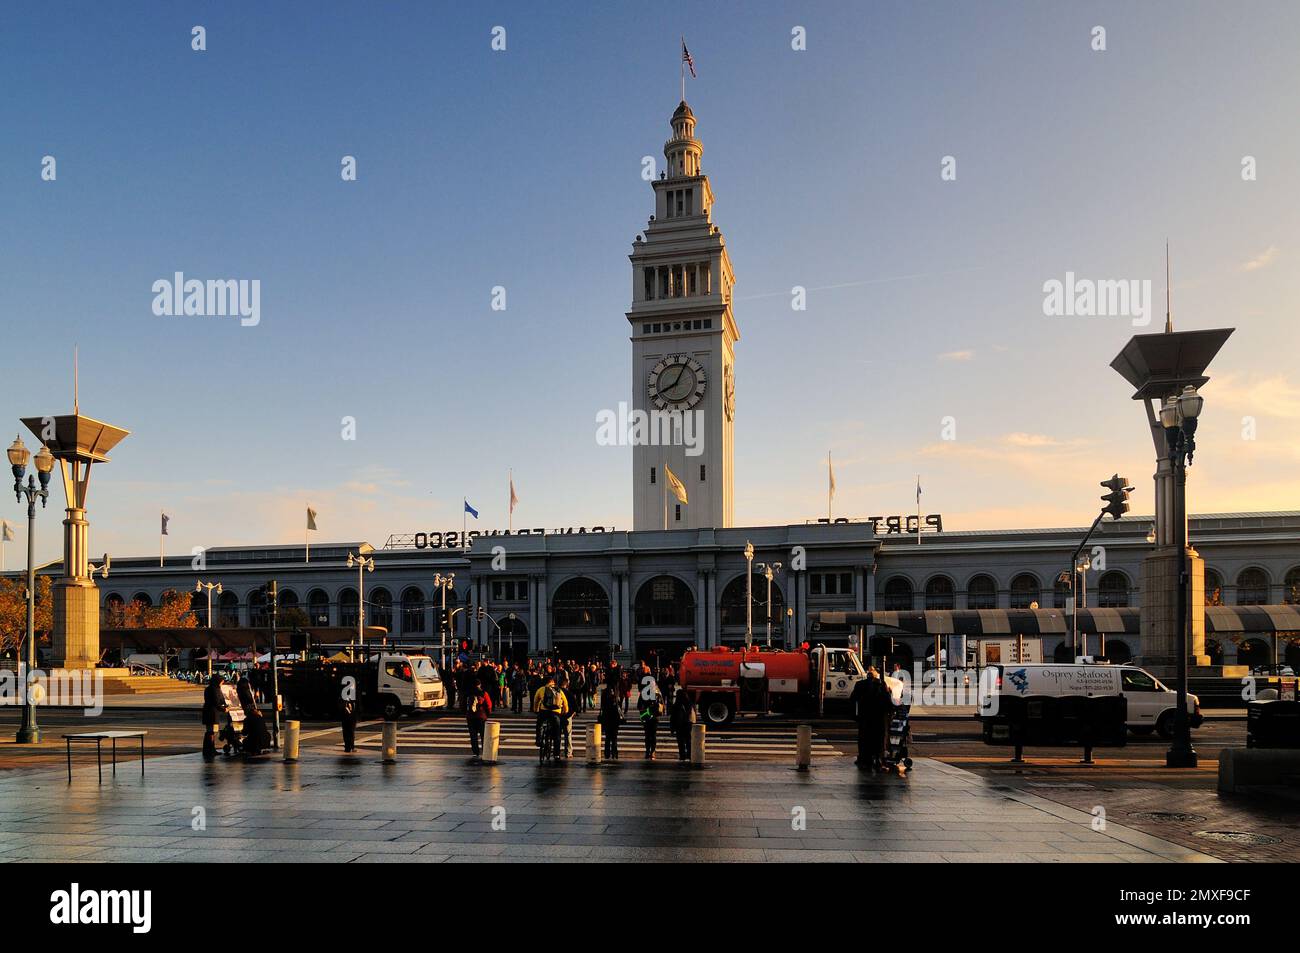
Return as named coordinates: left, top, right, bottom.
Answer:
left=126, top=661, right=166, bottom=677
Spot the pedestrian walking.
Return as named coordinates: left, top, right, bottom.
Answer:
left=669, top=689, right=696, bottom=761
left=598, top=679, right=623, bottom=760
left=201, top=673, right=225, bottom=761
left=849, top=666, right=893, bottom=771
left=465, top=677, right=492, bottom=760
left=636, top=666, right=662, bottom=760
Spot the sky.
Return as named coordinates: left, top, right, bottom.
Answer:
left=2, top=0, right=1298, bottom=566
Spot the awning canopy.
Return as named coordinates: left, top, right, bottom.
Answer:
left=816, top=609, right=1137, bottom=636
left=818, top=605, right=1300, bottom=637
left=101, top=626, right=384, bottom=652
left=1205, top=605, right=1300, bottom=634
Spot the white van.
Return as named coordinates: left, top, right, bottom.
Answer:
left=980, top=663, right=1202, bottom=738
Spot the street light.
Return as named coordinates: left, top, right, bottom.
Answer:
left=755, top=561, right=782, bottom=648
left=433, top=572, right=456, bottom=670
left=196, top=579, right=222, bottom=678
left=9, top=436, right=54, bottom=743
left=346, top=551, right=375, bottom=649
left=1161, top=384, right=1203, bottom=769
left=743, top=541, right=754, bottom=648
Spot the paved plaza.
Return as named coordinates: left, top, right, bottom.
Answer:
left=0, top=750, right=1220, bottom=863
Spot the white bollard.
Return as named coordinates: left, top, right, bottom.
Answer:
left=482, top=721, right=500, bottom=764
left=381, top=721, right=398, bottom=763
left=282, top=720, right=300, bottom=763
left=795, top=723, right=812, bottom=771
left=587, top=724, right=602, bottom=764
left=690, top=723, right=707, bottom=766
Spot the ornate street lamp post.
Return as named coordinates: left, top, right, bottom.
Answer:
left=1161, top=384, right=1203, bottom=768
left=8, top=437, right=54, bottom=743
left=743, top=541, right=754, bottom=648
left=346, top=550, right=375, bottom=649
left=433, top=572, right=456, bottom=670
left=756, top=561, right=782, bottom=648
left=196, top=579, right=222, bottom=678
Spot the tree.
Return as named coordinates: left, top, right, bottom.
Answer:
left=0, top=576, right=54, bottom=656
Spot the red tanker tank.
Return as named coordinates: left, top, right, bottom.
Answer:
left=679, top=647, right=815, bottom=695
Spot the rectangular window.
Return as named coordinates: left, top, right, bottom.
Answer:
left=699, top=465, right=706, bottom=481
left=491, top=581, right=503, bottom=600
left=642, top=324, right=650, bottom=334
left=675, top=504, right=681, bottom=521
left=688, top=266, right=697, bottom=296
left=685, top=189, right=693, bottom=214
left=810, top=574, right=823, bottom=595
left=675, top=192, right=684, bottom=216
left=840, top=573, right=852, bottom=595
left=644, top=269, right=653, bottom=300
left=650, top=467, right=656, bottom=484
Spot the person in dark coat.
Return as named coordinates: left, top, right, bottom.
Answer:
left=669, top=689, right=696, bottom=761
left=598, top=679, right=623, bottom=760
left=849, top=666, right=893, bottom=770
left=636, top=667, right=661, bottom=760
left=340, top=695, right=358, bottom=753
left=236, top=671, right=257, bottom=716
left=202, top=673, right=225, bottom=761
left=242, top=708, right=271, bottom=757
left=464, top=677, right=492, bottom=760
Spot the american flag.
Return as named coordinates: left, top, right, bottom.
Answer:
left=681, top=38, right=696, bottom=78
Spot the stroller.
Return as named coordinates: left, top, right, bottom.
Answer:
left=881, top=675, right=913, bottom=773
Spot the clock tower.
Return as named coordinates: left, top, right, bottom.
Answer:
left=628, top=100, right=737, bottom=530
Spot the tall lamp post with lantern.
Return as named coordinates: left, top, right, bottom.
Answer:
left=347, top=549, right=375, bottom=649
left=8, top=436, right=54, bottom=743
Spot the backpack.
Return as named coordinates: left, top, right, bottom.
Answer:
left=542, top=685, right=559, bottom=711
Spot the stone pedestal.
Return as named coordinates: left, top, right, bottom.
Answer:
left=50, top=579, right=100, bottom=669
left=1138, top=545, right=1210, bottom=678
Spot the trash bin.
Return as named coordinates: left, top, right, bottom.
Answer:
left=1246, top=699, right=1300, bottom=748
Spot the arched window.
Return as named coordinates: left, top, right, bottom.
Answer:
left=1236, top=568, right=1269, bottom=606
left=307, top=589, right=330, bottom=626
left=1284, top=567, right=1300, bottom=605
left=1098, top=571, right=1130, bottom=608
left=1102, top=640, right=1132, bottom=663
left=879, top=577, right=913, bottom=612
left=249, top=588, right=269, bottom=628
left=218, top=590, right=240, bottom=627
left=369, top=587, right=392, bottom=632
left=401, top=587, right=425, bottom=634
left=924, top=576, right=954, bottom=610
left=967, top=575, right=997, bottom=610
left=552, top=577, right=610, bottom=628
left=1052, top=575, right=1071, bottom=609
left=104, top=592, right=126, bottom=627
left=339, top=588, right=359, bottom=628
left=279, top=589, right=299, bottom=613
left=635, top=575, right=696, bottom=627
left=132, top=591, right=153, bottom=609
left=1009, top=573, right=1040, bottom=609
left=189, top=590, right=207, bottom=626
left=1204, top=569, right=1224, bottom=606
left=720, top=574, right=785, bottom=627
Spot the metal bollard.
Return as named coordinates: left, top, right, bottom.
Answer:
left=587, top=724, right=601, bottom=764
left=795, top=723, right=812, bottom=771
left=482, top=721, right=500, bottom=764
left=282, top=720, right=300, bottom=763
left=690, top=723, right=706, bottom=766
left=381, top=721, right=398, bottom=763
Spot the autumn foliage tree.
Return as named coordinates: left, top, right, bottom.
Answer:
left=0, top=576, right=54, bottom=655
left=104, top=590, right=198, bottom=630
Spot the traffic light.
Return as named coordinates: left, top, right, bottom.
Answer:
left=476, top=606, right=486, bottom=621
left=265, top=579, right=278, bottom=608
left=1100, top=474, right=1133, bottom=520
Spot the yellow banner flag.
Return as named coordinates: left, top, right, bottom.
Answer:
left=664, top=464, right=688, bottom=505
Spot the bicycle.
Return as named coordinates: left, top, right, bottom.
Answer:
left=537, top=714, right=560, bottom=763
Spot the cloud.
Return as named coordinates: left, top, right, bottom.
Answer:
left=938, top=350, right=975, bottom=362
left=1211, top=374, right=1300, bottom=419
left=1240, top=245, right=1280, bottom=272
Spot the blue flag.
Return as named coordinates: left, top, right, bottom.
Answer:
left=464, top=499, right=479, bottom=519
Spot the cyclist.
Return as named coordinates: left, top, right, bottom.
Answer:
left=533, top=673, right=568, bottom=761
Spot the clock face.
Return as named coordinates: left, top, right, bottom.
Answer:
left=648, top=354, right=707, bottom=410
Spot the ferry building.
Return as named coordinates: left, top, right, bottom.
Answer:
left=24, top=101, right=1300, bottom=672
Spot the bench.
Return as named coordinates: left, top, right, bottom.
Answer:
left=63, top=731, right=147, bottom=783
